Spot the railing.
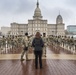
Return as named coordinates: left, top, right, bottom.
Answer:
left=48, top=35, right=76, bottom=54
left=0, top=37, right=22, bottom=54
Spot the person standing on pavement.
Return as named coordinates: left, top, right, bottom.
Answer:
left=32, top=32, right=44, bottom=69
left=21, top=33, right=30, bottom=61
left=42, top=33, right=47, bottom=57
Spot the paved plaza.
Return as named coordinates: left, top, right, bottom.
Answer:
left=0, top=46, right=76, bottom=75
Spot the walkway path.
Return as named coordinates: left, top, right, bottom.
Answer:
left=0, top=46, right=76, bottom=75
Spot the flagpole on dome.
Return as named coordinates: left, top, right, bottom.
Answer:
left=37, top=0, right=39, bottom=8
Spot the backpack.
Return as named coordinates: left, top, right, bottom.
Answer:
left=32, top=38, right=44, bottom=51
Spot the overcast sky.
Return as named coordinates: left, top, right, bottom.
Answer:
left=0, top=0, right=76, bottom=29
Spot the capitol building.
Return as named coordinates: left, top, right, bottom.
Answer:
left=11, top=0, right=65, bottom=37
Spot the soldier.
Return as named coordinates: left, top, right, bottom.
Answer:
left=21, top=33, right=30, bottom=61
left=42, top=33, right=47, bottom=57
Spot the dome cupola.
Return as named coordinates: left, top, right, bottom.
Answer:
left=56, top=14, right=63, bottom=24
left=33, top=0, right=43, bottom=19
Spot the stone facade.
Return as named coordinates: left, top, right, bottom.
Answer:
left=10, top=0, right=65, bottom=37
left=11, top=22, right=28, bottom=36
left=1, top=27, right=11, bottom=36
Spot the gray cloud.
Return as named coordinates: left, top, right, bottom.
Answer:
left=0, top=0, right=76, bottom=29
left=0, top=0, right=35, bottom=14
left=65, top=0, right=76, bottom=7
left=41, top=6, right=74, bottom=24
